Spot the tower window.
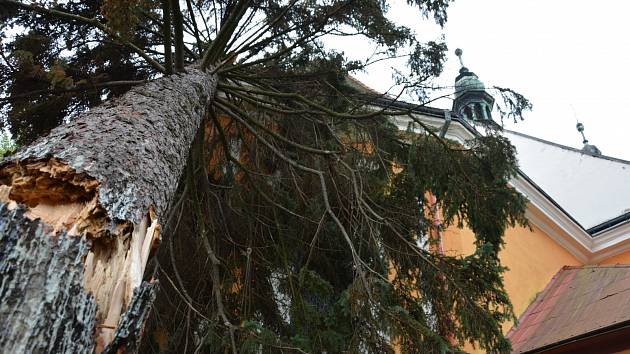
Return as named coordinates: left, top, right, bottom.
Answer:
left=474, top=104, right=484, bottom=121
left=464, top=106, right=473, bottom=120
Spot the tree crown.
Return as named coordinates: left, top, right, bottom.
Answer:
left=0, top=1, right=531, bottom=352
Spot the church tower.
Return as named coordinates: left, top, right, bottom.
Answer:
left=452, top=48, right=495, bottom=123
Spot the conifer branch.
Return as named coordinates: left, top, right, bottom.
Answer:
left=185, top=0, right=204, bottom=54
left=3, top=0, right=167, bottom=73
left=216, top=96, right=341, bottom=155
left=161, top=0, right=173, bottom=74
left=213, top=99, right=372, bottom=294
left=0, top=80, right=147, bottom=103
left=201, top=0, right=252, bottom=69
left=171, top=0, right=186, bottom=72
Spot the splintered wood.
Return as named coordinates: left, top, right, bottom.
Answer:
left=0, top=159, right=161, bottom=353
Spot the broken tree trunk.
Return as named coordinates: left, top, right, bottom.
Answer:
left=0, top=67, right=217, bottom=353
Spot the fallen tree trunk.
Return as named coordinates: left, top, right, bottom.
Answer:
left=0, top=67, right=217, bottom=353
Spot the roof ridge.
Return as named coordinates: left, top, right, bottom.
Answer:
left=562, top=264, right=630, bottom=269
left=345, top=75, right=386, bottom=96
left=504, top=129, right=630, bottom=166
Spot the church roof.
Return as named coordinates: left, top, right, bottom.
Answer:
left=504, top=130, right=630, bottom=231
left=507, top=265, right=630, bottom=353
left=346, top=75, right=630, bottom=238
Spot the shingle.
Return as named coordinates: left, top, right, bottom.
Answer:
left=508, top=265, right=630, bottom=353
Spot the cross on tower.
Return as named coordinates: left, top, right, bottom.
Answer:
left=455, top=48, right=465, bottom=68
left=576, top=122, right=589, bottom=144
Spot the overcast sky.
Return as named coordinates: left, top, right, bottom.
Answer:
left=7, top=1, right=628, bottom=160
left=345, top=0, right=630, bottom=161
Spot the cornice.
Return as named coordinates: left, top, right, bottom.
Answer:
left=512, top=176, right=591, bottom=263
left=590, top=222, right=630, bottom=262
left=400, top=111, right=630, bottom=263
left=395, top=113, right=476, bottom=145
left=512, top=173, right=630, bottom=263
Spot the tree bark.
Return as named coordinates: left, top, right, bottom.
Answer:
left=0, top=67, right=217, bottom=353
left=0, top=203, right=96, bottom=354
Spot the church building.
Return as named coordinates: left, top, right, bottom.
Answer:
left=367, top=49, right=630, bottom=353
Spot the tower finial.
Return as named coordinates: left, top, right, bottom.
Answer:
left=576, top=122, right=588, bottom=144
left=576, top=121, right=602, bottom=155
left=455, top=48, right=464, bottom=68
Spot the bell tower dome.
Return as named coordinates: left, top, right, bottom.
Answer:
left=452, top=48, right=495, bottom=123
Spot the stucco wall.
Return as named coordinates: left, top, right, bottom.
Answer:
left=442, top=223, right=584, bottom=353
left=443, top=223, right=582, bottom=321
left=403, top=213, right=629, bottom=353
left=598, top=250, right=630, bottom=265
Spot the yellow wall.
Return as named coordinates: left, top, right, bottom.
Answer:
left=442, top=223, right=584, bottom=353
left=599, top=251, right=630, bottom=265
left=407, top=210, right=630, bottom=353
left=443, top=223, right=582, bottom=321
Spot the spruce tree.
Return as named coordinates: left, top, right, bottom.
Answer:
left=0, top=0, right=530, bottom=352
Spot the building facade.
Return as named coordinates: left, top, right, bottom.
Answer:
left=378, top=52, right=630, bottom=353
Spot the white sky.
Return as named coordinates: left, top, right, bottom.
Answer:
left=6, top=1, right=629, bottom=160
left=343, top=0, right=630, bottom=161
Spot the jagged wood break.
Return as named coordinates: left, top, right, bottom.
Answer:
left=0, top=67, right=217, bottom=353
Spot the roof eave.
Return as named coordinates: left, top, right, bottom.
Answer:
left=521, top=320, right=630, bottom=354
left=396, top=106, right=628, bottom=262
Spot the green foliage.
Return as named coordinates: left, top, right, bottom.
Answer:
left=0, top=131, right=16, bottom=157
left=100, top=0, right=146, bottom=38
left=1, top=1, right=532, bottom=353
left=404, top=133, right=528, bottom=251
left=1, top=1, right=153, bottom=144
left=155, top=99, right=527, bottom=352
left=493, top=86, right=534, bottom=124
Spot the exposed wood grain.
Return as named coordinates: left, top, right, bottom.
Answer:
left=0, top=66, right=217, bottom=353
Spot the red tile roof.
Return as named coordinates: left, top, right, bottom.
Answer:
left=345, top=76, right=386, bottom=96
left=507, top=265, right=630, bottom=353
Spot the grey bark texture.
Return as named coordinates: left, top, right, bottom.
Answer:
left=2, top=67, right=218, bottom=224
left=0, top=67, right=217, bottom=352
left=0, top=203, right=97, bottom=354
